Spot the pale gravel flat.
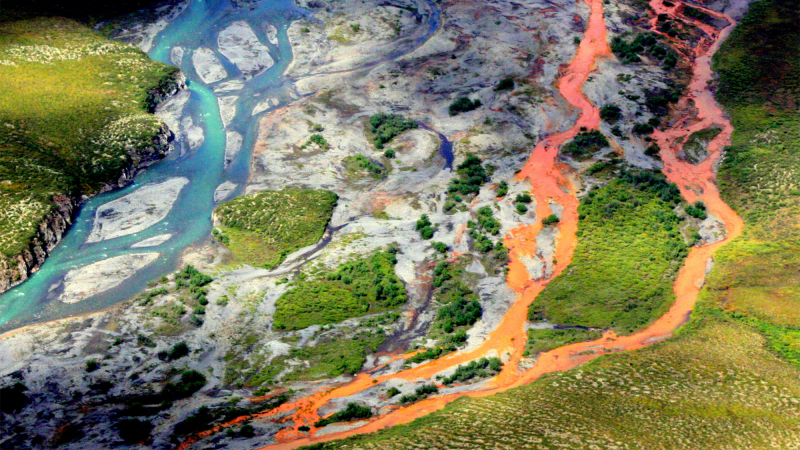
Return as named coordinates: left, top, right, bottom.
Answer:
left=86, top=177, right=189, bottom=243
left=57, top=253, right=160, bottom=304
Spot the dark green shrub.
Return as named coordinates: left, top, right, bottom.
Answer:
left=685, top=201, right=707, bottom=219
left=0, top=382, right=29, bottom=413
left=562, top=130, right=610, bottom=160
left=515, top=193, right=532, bottom=203
left=542, top=214, right=560, bottom=226
left=117, top=418, right=153, bottom=444
left=315, top=403, right=372, bottom=427
left=495, top=77, right=515, bottom=91
left=432, top=242, right=449, bottom=253
left=449, top=97, right=482, bottom=116
left=448, top=154, right=488, bottom=197
left=383, top=149, right=395, bottom=158
left=386, top=387, right=401, bottom=397
left=161, top=370, right=206, bottom=400
left=496, top=181, right=509, bottom=197
left=417, top=214, right=435, bottom=240
left=632, top=123, right=654, bottom=135
left=86, top=359, right=100, bottom=372
left=516, top=203, right=529, bottom=214
left=369, top=113, right=417, bottom=148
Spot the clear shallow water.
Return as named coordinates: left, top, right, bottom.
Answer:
left=0, top=0, right=302, bottom=332
left=0, top=0, right=442, bottom=333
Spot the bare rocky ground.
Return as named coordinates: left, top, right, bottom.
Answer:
left=0, top=0, right=734, bottom=448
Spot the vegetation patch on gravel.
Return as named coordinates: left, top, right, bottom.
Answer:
left=529, top=172, right=690, bottom=334
left=273, top=250, right=406, bottom=331
left=214, top=189, right=338, bottom=270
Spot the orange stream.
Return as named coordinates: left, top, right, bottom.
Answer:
left=177, top=1, right=743, bottom=448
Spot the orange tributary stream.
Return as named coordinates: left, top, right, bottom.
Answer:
left=178, top=1, right=743, bottom=448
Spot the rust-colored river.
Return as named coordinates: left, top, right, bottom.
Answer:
left=178, top=1, right=744, bottom=448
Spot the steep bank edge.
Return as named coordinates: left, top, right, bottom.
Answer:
left=0, top=71, right=187, bottom=293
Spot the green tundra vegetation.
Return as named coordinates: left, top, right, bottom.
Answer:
left=213, top=189, right=338, bottom=270
left=561, top=129, right=610, bottom=161
left=367, top=113, right=417, bottom=149
left=0, top=18, right=178, bottom=264
left=705, top=0, right=800, bottom=365
left=523, top=328, right=603, bottom=357
left=310, top=2, right=800, bottom=448
left=342, top=154, right=385, bottom=179
left=529, top=172, right=689, bottom=334
left=315, top=403, right=372, bottom=428
left=273, top=250, right=407, bottom=331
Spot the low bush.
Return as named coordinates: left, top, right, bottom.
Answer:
left=449, top=97, right=482, bottom=116
left=273, top=250, right=406, bottom=330
left=562, top=130, right=610, bottom=160
left=315, top=403, right=372, bottom=427
left=368, top=113, right=417, bottom=149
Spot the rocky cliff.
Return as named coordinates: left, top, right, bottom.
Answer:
left=0, top=72, right=186, bottom=294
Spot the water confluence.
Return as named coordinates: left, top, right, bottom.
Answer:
left=0, top=0, right=444, bottom=334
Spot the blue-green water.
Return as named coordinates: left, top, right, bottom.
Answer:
left=0, top=0, right=441, bottom=333
left=0, top=0, right=301, bottom=332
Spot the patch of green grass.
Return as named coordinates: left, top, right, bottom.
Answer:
left=273, top=250, right=406, bottom=331
left=529, top=173, right=689, bottom=334
left=523, top=328, right=603, bottom=356
left=214, top=189, right=337, bottom=270
left=0, top=18, right=178, bottom=261
left=312, top=319, right=800, bottom=450
left=701, top=0, right=800, bottom=367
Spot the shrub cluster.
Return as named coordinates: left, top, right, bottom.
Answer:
left=315, top=403, right=372, bottom=427
left=562, top=130, right=610, bottom=161
left=449, top=97, right=482, bottom=116
left=399, top=384, right=439, bottom=404
left=368, top=113, right=417, bottom=149
left=440, top=357, right=502, bottom=385
left=273, top=250, right=406, bottom=330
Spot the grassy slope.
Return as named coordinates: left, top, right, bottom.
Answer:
left=308, top=1, right=800, bottom=448
left=214, top=189, right=338, bottom=270
left=0, top=18, right=176, bottom=260
left=704, top=0, right=800, bottom=362
left=530, top=175, right=689, bottom=334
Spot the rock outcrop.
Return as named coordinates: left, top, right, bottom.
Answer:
left=0, top=72, right=187, bottom=294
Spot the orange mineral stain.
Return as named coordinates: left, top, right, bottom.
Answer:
left=177, top=1, right=744, bottom=448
